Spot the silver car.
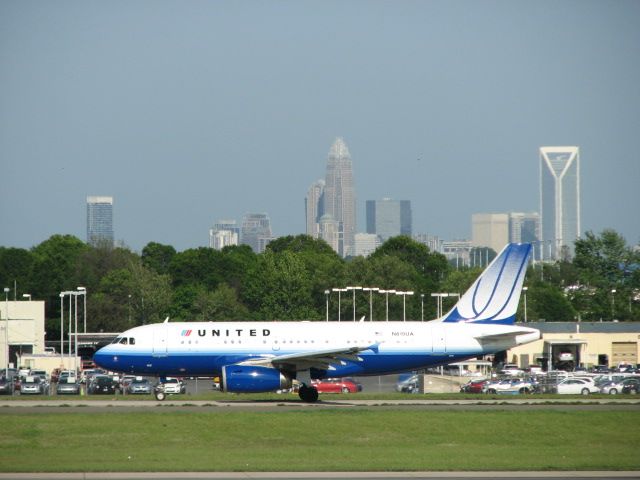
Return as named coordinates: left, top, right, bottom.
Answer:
left=127, top=378, right=152, bottom=394
left=21, top=377, right=46, bottom=395
left=56, top=378, right=81, bottom=395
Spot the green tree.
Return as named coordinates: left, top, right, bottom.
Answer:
left=193, top=283, right=249, bottom=321
left=142, top=242, right=177, bottom=275
left=241, top=251, right=316, bottom=320
left=0, top=247, right=36, bottom=297
left=169, top=247, right=223, bottom=289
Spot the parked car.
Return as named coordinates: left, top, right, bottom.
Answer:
left=20, top=376, right=47, bottom=395
left=460, top=379, right=490, bottom=393
left=56, top=378, right=81, bottom=395
left=600, top=380, right=626, bottom=395
left=484, top=378, right=532, bottom=394
left=396, top=375, right=420, bottom=393
left=29, top=369, right=49, bottom=383
left=88, top=375, right=117, bottom=394
left=311, top=378, right=360, bottom=393
left=127, top=378, right=153, bottom=395
left=0, top=376, right=14, bottom=395
left=621, top=378, right=640, bottom=394
left=556, top=378, right=600, bottom=395
left=499, top=364, right=523, bottom=376
left=158, top=378, right=186, bottom=394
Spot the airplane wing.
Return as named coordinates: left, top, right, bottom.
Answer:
left=474, top=330, right=535, bottom=342
left=237, top=344, right=379, bottom=372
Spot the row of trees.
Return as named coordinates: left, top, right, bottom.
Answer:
left=0, top=230, right=638, bottom=340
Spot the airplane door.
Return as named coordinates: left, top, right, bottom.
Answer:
left=152, top=324, right=168, bottom=357
left=432, top=326, right=446, bottom=354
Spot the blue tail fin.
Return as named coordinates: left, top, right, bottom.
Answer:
left=441, top=243, right=531, bottom=325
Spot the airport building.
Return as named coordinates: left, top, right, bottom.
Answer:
left=0, top=300, right=46, bottom=370
left=507, top=322, right=640, bottom=371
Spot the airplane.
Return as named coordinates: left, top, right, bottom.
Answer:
left=94, top=242, right=540, bottom=402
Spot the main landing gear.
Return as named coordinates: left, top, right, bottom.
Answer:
left=298, top=384, right=319, bottom=403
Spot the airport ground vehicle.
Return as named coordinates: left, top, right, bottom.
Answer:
left=556, top=377, right=600, bottom=395
left=56, top=378, right=81, bottom=395
left=311, top=378, right=360, bottom=393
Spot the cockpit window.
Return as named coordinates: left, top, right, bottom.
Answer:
left=119, top=337, right=128, bottom=345
left=111, top=337, right=121, bottom=344
left=129, top=338, right=135, bottom=345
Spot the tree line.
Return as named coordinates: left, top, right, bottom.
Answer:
left=0, top=230, right=638, bottom=340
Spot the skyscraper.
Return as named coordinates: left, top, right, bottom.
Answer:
left=305, top=179, right=325, bottom=238
left=241, top=213, right=272, bottom=253
left=540, top=146, right=581, bottom=260
left=323, top=137, right=356, bottom=257
left=86, top=196, right=114, bottom=246
left=471, top=213, right=509, bottom=254
left=366, top=198, right=412, bottom=242
left=209, top=220, right=240, bottom=250
left=509, top=212, right=541, bottom=258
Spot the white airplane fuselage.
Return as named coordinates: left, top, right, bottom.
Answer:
left=94, top=320, right=540, bottom=378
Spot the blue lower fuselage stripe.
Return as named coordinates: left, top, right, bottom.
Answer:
left=94, top=349, right=480, bottom=377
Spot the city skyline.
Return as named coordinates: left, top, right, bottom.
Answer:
left=1, top=2, right=639, bottom=251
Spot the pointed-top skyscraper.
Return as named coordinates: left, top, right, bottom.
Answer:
left=540, top=146, right=581, bottom=260
left=323, top=137, right=356, bottom=257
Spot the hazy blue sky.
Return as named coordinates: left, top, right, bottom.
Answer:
left=1, top=0, right=639, bottom=252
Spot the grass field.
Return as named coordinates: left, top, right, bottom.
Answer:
left=1, top=408, right=639, bottom=472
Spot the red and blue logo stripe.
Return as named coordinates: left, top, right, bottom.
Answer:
left=181, top=329, right=192, bottom=337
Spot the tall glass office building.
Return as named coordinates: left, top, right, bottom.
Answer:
left=323, top=138, right=356, bottom=257
left=86, top=196, right=114, bottom=246
left=241, top=213, right=272, bottom=253
left=366, top=198, right=412, bottom=242
left=539, top=146, right=580, bottom=260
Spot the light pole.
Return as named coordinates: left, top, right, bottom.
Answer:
left=379, top=289, right=396, bottom=321
left=3, top=287, right=9, bottom=377
left=420, top=294, right=425, bottom=321
left=324, top=290, right=330, bottom=322
left=59, top=293, right=65, bottom=366
left=332, top=288, right=347, bottom=321
left=362, top=287, right=379, bottom=321
left=611, top=289, right=617, bottom=320
left=522, top=286, right=528, bottom=323
left=346, top=286, right=362, bottom=321
left=431, top=293, right=460, bottom=318
left=22, top=294, right=31, bottom=301
left=395, top=291, right=414, bottom=321
left=77, top=287, right=87, bottom=333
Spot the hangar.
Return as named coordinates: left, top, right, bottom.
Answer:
left=507, top=322, right=640, bottom=370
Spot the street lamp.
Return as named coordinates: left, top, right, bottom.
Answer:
left=611, top=289, right=617, bottom=320
left=324, top=290, right=330, bottom=322
left=22, top=294, right=31, bottom=301
left=362, top=287, right=379, bottom=321
left=3, top=287, right=9, bottom=377
left=59, top=293, right=65, bottom=365
left=378, top=290, right=396, bottom=321
left=522, top=286, right=528, bottom=323
left=346, top=286, right=362, bottom=321
left=395, top=291, right=414, bottom=321
left=77, top=287, right=87, bottom=333
left=332, top=288, right=347, bottom=321
left=420, top=294, right=425, bottom=321
left=431, top=293, right=460, bottom=318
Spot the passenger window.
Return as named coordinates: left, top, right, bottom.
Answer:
left=129, top=338, right=135, bottom=345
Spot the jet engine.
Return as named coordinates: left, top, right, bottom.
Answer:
left=221, top=365, right=292, bottom=393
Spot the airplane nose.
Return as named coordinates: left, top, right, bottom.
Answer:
left=93, top=347, right=115, bottom=370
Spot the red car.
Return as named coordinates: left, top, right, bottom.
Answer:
left=311, top=378, right=360, bottom=394
left=460, top=379, right=490, bottom=393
